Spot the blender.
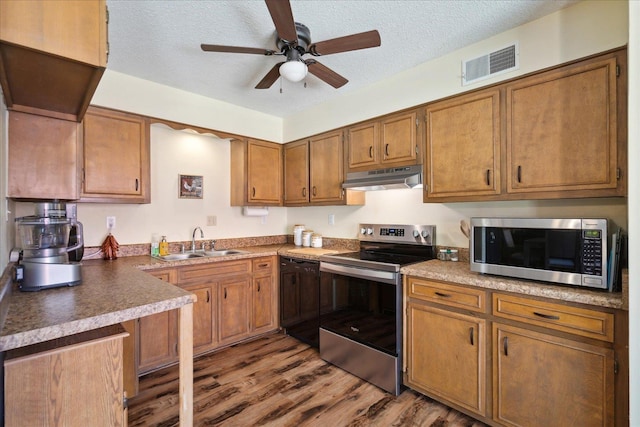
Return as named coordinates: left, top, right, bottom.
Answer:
left=13, top=202, right=83, bottom=291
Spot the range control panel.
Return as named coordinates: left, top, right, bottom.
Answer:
left=358, top=223, right=436, bottom=246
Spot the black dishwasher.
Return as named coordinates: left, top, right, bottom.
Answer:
left=279, top=257, right=320, bottom=348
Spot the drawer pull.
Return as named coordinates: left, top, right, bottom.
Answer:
left=258, top=263, right=269, bottom=268
left=434, top=291, right=451, bottom=298
left=469, top=327, right=474, bottom=346
left=533, top=311, right=560, bottom=321
left=503, top=336, right=509, bottom=356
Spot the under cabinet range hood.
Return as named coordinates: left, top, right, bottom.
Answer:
left=342, top=165, right=423, bottom=191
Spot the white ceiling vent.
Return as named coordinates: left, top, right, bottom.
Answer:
left=462, top=42, right=519, bottom=86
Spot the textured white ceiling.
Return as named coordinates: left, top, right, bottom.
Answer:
left=106, top=0, right=578, bottom=118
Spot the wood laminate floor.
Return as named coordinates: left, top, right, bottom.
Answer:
left=128, top=333, right=487, bottom=426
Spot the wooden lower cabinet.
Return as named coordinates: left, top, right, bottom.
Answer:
left=5, top=325, right=127, bottom=426
left=493, top=323, right=614, bottom=427
left=405, top=302, right=486, bottom=417
left=136, top=257, right=278, bottom=376
left=218, top=276, right=251, bottom=344
left=404, top=275, right=625, bottom=427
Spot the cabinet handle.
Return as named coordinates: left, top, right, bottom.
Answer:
left=206, top=290, right=210, bottom=303
left=257, top=283, right=261, bottom=292
left=224, top=288, right=227, bottom=299
left=384, top=143, right=389, bottom=157
left=312, top=186, right=317, bottom=196
left=369, top=146, right=373, bottom=158
left=252, top=187, right=256, bottom=197
left=135, top=178, right=139, bottom=191
left=503, top=336, right=509, bottom=356
left=302, top=187, right=307, bottom=197
left=469, top=327, right=474, bottom=346
left=434, top=291, right=451, bottom=298
left=174, top=343, right=178, bottom=355
left=533, top=311, right=560, bottom=320
left=486, top=169, right=491, bottom=186
left=517, top=165, right=522, bottom=183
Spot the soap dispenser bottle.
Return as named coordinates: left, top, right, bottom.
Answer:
left=159, top=236, right=169, bottom=256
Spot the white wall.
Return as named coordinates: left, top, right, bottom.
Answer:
left=627, top=1, right=639, bottom=424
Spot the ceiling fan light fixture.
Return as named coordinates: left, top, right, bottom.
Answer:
left=279, top=60, right=308, bottom=82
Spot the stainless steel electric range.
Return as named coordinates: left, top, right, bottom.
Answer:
left=319, top=223, right=436, bottom=395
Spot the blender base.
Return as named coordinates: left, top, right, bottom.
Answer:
left=19, top=261, right=82, bottom=292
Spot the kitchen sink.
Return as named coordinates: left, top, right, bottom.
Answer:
left=152, top=249, right=249, bottom=262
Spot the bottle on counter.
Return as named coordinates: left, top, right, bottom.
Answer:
left=159, top=235, right=169, bottom=256
left=151, top=233, right=160, bottom=256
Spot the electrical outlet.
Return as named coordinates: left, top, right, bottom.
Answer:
left=207, top=215, right=217, bottom=226
left=106, top=216, right=116, bottom=229
left=328, top=214, right=335, bottom=225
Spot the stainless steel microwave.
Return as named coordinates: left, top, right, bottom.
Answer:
left=470, top=218, right=607, bottom=290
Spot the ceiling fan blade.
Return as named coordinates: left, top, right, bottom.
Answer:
left=308, top=30, right=381, bottom=56
left=265, top=0, right=297, bottom=43
left=255, top=62, right=284, bottom=89
left=201, top=44, right=276, bottom=55
left=306, top=60, right=348, bottom=88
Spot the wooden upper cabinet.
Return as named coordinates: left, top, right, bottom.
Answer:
left=309, top=130, right=347, bottom=204
left=231, top=139, right=282, bottom=206
left=81, top=106, right=150, bottom=203
left=284, top=131, right=364, bottom=206
left=425, top=89, right=501, bottom=200
left=8, top=111, right=80, bottom=200
left=506, top=52, right=623, bottom=197
left=346, top=110, right=421, bottom=172
left=0, top=0, right=108, bottom=121
left=283, top=140, right=310, bottom=205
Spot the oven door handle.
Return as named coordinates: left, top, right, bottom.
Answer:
left=320, top=262, right=399, bottom=285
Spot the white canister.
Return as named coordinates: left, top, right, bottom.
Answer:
left=302, top=230, right=313, bottom=247
left=293, top=224, right=305, bottom=246
left=311, top=233, right=323, bottom=248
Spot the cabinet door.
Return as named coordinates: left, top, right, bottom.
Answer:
left=493, top=323, right=614, bottom=427
left=310, top=130, right=345, bottom=204
left=406, top=302, right=486, bottom=417
left=137, top=310, right=178, bottom=374
left=380, top=110, right=419, bottom=166
left=253, top=274, right=275, bottom=332
left=247, top=139, right=283, bottom=205
left=347, top=121, right=379, bottom=170
left=506, top=56, right=619, bottom=195
left=8, top=111, right=80, bottom=200
left=82, top=107, right=150, bottom=203
left=283, top=140, right=310, bottom=205
left=425, top=89, right=501, bottom=200
left=219, top=277, right=251, bottom=344
left=0, top=0, right=107, bottom=66
left=183, top=283, right=216, bottom=356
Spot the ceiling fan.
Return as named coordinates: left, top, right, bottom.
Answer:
left=200, top=0, right=381, bottom=89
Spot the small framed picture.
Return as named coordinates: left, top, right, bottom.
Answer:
left=179, top=174, right=203, bottom=199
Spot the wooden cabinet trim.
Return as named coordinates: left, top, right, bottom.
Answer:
left=493, top=293, right=614, bottom=342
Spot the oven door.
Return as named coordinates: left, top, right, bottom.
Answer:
left=319, top=261, right=403, bottom=395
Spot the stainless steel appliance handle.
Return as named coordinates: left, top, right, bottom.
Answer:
left=320, top=262, right=398, bottom=285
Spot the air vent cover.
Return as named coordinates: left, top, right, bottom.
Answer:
left=462, top=42, right=519, bottom=86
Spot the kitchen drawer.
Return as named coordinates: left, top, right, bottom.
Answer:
left=492, top=293, right=614, bottom=342
left=178, top=260, right=251, bottom=284
left=407, top=277, right=487, bottom=313
left=252, top=257, right=273, bottom=274
left=148, top=268, right=178, bottom=285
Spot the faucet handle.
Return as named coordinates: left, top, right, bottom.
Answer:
left=201, top=241, right=206, bottom=251
left=210, top=240, right=216, bottom=250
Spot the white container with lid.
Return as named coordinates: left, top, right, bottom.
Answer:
left=293, top=224, right=305, bottom=246
left=302, top=230, right=313, bottom=247
left=311, top=233, right=323, bottom=248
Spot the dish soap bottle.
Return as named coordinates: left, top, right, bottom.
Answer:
left=159, top=236, right=169, bottom=256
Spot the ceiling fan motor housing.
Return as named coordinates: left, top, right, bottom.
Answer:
left=277, top=22, right=311, bottom=55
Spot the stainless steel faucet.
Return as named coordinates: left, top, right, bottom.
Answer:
left=191, top=226, right=204, bottom=252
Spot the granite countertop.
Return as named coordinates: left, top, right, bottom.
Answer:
left=402, top=260, right=627, bottom=310
left=0, top=260, right=195, bottom=352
